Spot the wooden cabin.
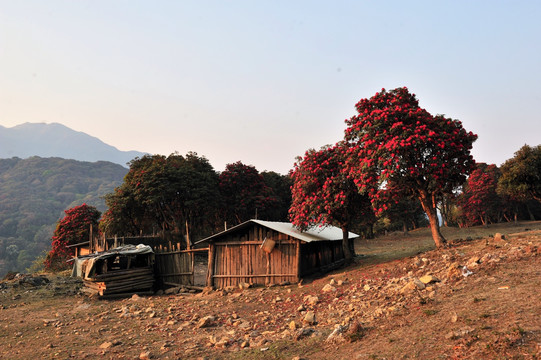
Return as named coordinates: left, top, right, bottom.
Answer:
left=198, top=220, right=357, bottom=288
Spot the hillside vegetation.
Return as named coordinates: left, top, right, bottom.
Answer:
left=0, top=157, right=127, bottom=276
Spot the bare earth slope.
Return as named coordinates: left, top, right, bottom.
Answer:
left=1, top=222, right=540, bottom=359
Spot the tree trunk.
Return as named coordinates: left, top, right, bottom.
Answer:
left=341, top=226, right=353, bottom=261
left=418, top=190, right=446, bottom=248
left=526, top=203, right=536, bottom=221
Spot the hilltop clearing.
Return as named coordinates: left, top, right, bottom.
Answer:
left=1, top=222, right=540, bottom=359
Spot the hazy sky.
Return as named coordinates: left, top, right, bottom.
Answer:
left=1, top=1, right=540, bottom=174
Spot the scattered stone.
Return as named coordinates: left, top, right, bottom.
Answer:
left=303, top=311, right=316, bottom=325
left=326, top=324, right=347, bottom=343
left=139, top=351, right=152, bottom=359
left=494, top=233, right=506, bottom=242
left=238, top=321, right=251, bottom=329
left=99, top=341, right=113, bottom=349
left=239, top=282, right=251, bottom=290
left=215, top=337, right=230, bottom=348
left=304, top=295, right=319, bottom=306
left=322, top=284, right=337, bottom=293
left=445, top=326, right=475, bottom=340
left=240, top=340, right=250, bottom=348
left=196, top=316, right=215, bottom=329
left=447, top=262, right=462, bottom=281
left=466, top=256, right=481, bottom=268
left=294, top=328, right=315, bottom=341
left=400, top=281, right=417, bottom=294
left=412, top=278, right=426, bottom=290
left=289, top=320, right=297, bottom=330
left=419, top=275, right=440, bottom=284
left=164, top=287, right=180, bottom=295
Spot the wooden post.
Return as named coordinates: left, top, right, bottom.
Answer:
left=206, top=243, right=215, bottom=287
left=266, top=252, right=271, bottom=285
left=296, top=240, right=301, bottom=283
left=185, top=219, right=191, bottom=250
left=89, top=224, right=93, bottom=253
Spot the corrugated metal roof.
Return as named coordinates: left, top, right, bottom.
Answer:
left=196, top=219, right=358, bottom=244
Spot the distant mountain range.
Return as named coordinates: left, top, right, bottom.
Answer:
left=0, top=122, right=146, bottom=167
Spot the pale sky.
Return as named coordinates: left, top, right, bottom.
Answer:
left=1, top=1, right=540, bottom=174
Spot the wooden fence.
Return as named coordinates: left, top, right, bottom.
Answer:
left=154, top=248, right=208, bottom=288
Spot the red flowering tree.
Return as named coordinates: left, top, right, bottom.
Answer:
left=219, top=161, right=277, bottom=225
left=289, top=143, right=374, bottom=260
left=458, top=164, right=502, bottom=226
left=45, top=204, right=101, bottom=271
left=344, top=87, right=477, bottom=248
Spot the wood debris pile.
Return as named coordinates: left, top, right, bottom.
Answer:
left=77, top=245, right=155, bottom=298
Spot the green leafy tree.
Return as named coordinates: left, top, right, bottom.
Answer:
left=219, top=161, right=277, bottom=225
left=289, top=143, right=374, bottom=260
left=498, top=144, right=541, bottom=204
left=260, top=171, right=292, bottom=221
left=344, top=87, right=477, bottom=248
left=100, top=184, right=147, bottom=236
left=45, top=204, right=101, bottom=271
left=101, top=153, right=221, bottom=246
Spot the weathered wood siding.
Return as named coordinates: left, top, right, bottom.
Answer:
left=211, top=224, right=298, bottom=288
left=300, top=240, right=345, bottom=276
left=154, top=250, right=194, bottom=287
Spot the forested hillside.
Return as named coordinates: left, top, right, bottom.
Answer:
left=0, top=157, right=127, bottom=276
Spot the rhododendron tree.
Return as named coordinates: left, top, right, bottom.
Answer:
left=344, top=87, right=477, bottom=248
left=45, top=204, right=101, bottom=271
left=458, top=164, right=502, bottom=226
left=289, top=143, right=374, bottom=260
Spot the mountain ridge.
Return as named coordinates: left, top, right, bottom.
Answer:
left=0, top=122, right=146, bottom=167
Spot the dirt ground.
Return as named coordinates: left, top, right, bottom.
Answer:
left=1, top=222, right=541, bottom=359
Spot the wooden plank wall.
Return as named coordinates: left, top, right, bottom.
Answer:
left=211, top=224, right=298, bottom=288
left=299, top=240, right=344, bottom=277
